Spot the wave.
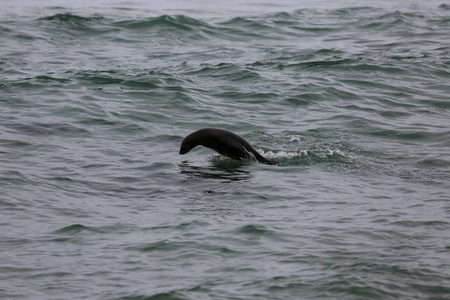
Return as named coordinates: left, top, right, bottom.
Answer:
left=22, top=7, right=448, bottom=50
left=113, top=14, right=209, bottom=31
left=38, top=13, right=104, bottom=24
left=1, top=121, right=90, bottom=137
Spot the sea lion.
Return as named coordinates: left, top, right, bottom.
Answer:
left=179, top=128, right=275, bottom=165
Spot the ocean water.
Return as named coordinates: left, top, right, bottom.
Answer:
left=1, top=0, right=449, bottom=299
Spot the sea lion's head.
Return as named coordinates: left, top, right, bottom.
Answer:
left=179, top=136, right=196, bottom=154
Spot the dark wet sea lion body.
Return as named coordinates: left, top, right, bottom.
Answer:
left=179, top=128, right=275, bottom=165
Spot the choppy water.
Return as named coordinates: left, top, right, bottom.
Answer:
left=1, top=0, right=450, bottom=299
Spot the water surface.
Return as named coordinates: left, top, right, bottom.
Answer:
left=1, top=0, right=449, bottom=299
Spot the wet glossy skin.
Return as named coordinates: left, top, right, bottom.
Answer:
left=179, top=128, right=275, bottom=165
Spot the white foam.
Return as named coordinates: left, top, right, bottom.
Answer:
left=326, top=148, right=347, bottom=157
left=258, top=148, right=349, bottom=159
left=289, top=135, right=302, bottom=142
left=258, top=150, right=309, bottom=159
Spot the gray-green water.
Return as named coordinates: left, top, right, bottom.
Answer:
left=1, top=0, right=450, bottom=299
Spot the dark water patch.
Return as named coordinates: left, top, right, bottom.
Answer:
left=266, top=277, right=400, bottom=300
left=39, top=13, right=104, bottom=24
left=233, top=224, right=280, bottom=239
left=111, top=123, right=147, bottom=134
left=81, top=163, right=110, bottom=169
left=79, top=74, right=123, bottom=85
left=416, top=157, right=450, bottom=168
left=0, top=237, right=32, bottom=247
left=135, top=162, right=175, bottom=172
left=33, top=13, right=120, bottom=42
left=111, top=110, right=168, bottom=124
left=265, top=48, right=347, bottom=63
left=173, top=220, right=210, bottom=231
left=418, top=98, right=450, bottom=110
left=217, top=16, right=293, bottom=40
left=351, top=156, right=450, bottom=186
left=37, top=13, right=109, bottom=35
left=220, top=16, right=272, bottom=29
left=53, top=224, right=101, bottom=235
left=109, top=175, right=145, bottom=184
left=126, top=239, right=237, bottom=256
left=391, top=220, right=449, bottom=229
left=376, top=95, right=418, bottom=109
left=1, top=122, right=91, bottom=137
left=78, top=117, right=118, bottom=126
left=235, top=224, right=267, bottom=234
left=28, top=271, right=72, bottom=279
left=52, top=105, right=102, bottom=121
left=0, top=265, right=41, bottom=274
left=376, top=110, right=412, bottom=118
left=331, top=6, right=379, bottom=17
left=72, top=69, right=186, bottom=91
left=248, top=60, right=283, bottom=70
left=52, top=223, right=135, bottom=236
left=0, top=199, right=18, bottom=210
left=358, top=11, right=427, bottom=31
left=285, top=96, right=316, bottom=106
left=8, top=31, right=41, bottom=42
left=212, top=91, right=279, bottom=103
left=110, top=14, right=218, bottom=41
left=320, top=259, right=450, bottom=295
left=33, top=75, right=71, bottom=84
left=114, top=15, right=208, bottom=31
left=284, top=58, right=356, bottom=70
left=317, top=280, right=400, bottom=299
left=180, top=206, right=238, bottom=215
left=266, top=280, right=312, bottom=293
left=48, top=176, right=74, bottom=182
left=187, top=63, right=263, bottom=82
left=179, top=161, right=252, bottom=182
left=2, top=78, right=73, bottom=96
left=109, top=291, right=189, bottom=300
left=121, top=79, right=159, bottom=90
left=338, top=62, right=409, bottom=76
left=439, top=4, right=450, bottom=11
left=0, top=170, right=32, bottom=186
left=147, top=220, right=210, bottom=231
left=323, top=86, right=360, bottom=100
left=0, top=24, right=12, bottom=33
left=368, top=129, right=435, bottom=141
left=0, top=138, right=33, bottom=149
